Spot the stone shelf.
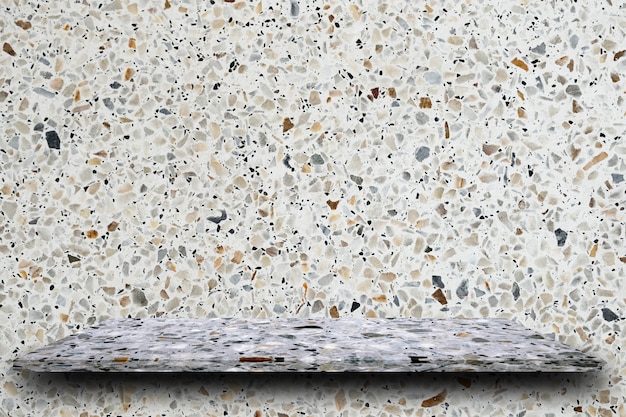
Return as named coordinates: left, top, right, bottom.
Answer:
left=13, top=318, right=604, bottom=373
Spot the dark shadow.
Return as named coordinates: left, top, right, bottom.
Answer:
left=21, top=369, right=604, bottom=391
left=13, top=369, right=605, bottom=414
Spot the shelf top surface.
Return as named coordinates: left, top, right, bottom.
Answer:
left=13, top=318, right=604, bottom=373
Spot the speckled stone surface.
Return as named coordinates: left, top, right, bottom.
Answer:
left=2, top=0, right=626, bottom=414
left=13, top=318, right=604, bottom=372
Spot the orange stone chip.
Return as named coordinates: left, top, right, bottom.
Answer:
left=85, top=229, right=98, bottom=239
left=511, top=57, right=529, bottom=71
left=113, top=356, right=129, bottom=363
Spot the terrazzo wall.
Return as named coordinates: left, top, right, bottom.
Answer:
left=1, top=0, right=625, bottom=415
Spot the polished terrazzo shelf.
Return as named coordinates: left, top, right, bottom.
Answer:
left=13, top=318, right=603, bottom=373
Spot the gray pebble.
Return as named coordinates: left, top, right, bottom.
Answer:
left=414, top=146, right=430, bottom=162
left=456, top=279, right=468, bottom=299
left=565, top=85, right=581, bottom=97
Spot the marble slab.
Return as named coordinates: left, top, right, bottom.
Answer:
left=13, top=318, right=603, bottom=373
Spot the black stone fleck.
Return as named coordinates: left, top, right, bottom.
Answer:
left=555, top=228, right=568, bottom=247
left=110, top=81, right=122, bottom=89
left=350, top=301, right=360, bottom=312
left=45, top=130, right=60, bottom=149
left=68, top=254, right=80, bottom=263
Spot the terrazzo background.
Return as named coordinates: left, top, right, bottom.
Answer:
left=1, top=0, right=625, bottom=415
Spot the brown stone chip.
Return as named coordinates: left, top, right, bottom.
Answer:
left=329, top=305, right=339, bottom=318
left=3, top=42, right=16, bottom=56
left=444, top=121, right=449, bottom=138
left=421, top=390, right=447, bottom=407
left=555, top=56, right=569, bottom=66
left=238, top=356, right=273, bottom=362
left=283, top=117, right=294, bottom=132
left=457, top=377, right=471, bottom=388
left=511, top=57, right=529, bottom=71
left=432, top=288, right=447, bottom=305
left=113, top=356, right=129, bottom=363
left=164, top=0, right=171, bottom=8
left=16, top=20, right=32, bottom=30
left=85, top=229, right=98, bottom=239
left=582, top=152, right=608, bottom=170
left=610, top=73, right=620, bottom=82
left=231, top=250, right=244, bottom=264
left=419, top=97, right=432, bottom=108
left=482, top=144, right=499, bottom=155
left=107, top=221, right=119, bottom=232
left=614, top=50, right=625, bottom=61
left=326, top=199, right=339, bottom=209
left=124, top=68, right=133, bottom=81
